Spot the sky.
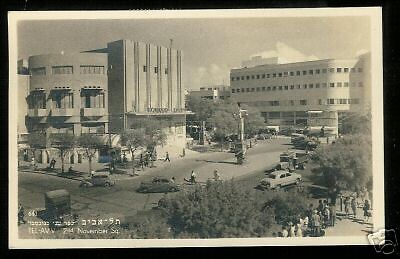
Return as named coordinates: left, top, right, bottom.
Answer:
left=18, top=16, right=371, bottom=90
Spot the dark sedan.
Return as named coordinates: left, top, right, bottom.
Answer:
left=137, top=176, right=181, bottom=193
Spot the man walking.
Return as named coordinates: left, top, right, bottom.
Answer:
left=18, top=203, right=26, bottom=225
left=165, top=152, right=170, bottom=162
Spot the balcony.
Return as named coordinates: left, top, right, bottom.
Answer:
left=27, top=108, right=47, bottom=117
left=81, top=107, right=106, bottom=117
left=50, top=108, right=75, bottom=116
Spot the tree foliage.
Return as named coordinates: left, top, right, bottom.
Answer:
left=158, top=180, right=275, bottom=238
left=339, top=111, right=371, bottom=135
left=240, top=104, right=266, bottom=136
left=78, top=134, right=104, bottom=174
left=27, top=132, right=47, bottom=156
left=49, top=133, right=76, bottom=173
left=186, top=95, right=218, bottom=123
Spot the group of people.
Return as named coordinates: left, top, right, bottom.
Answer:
left=139, top=150, right=158, bottom=169
left=187, top=169, right=221, bottom=184
left=344, top=194, right=372, bottom=223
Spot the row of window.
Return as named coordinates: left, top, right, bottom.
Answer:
left=231, top=81, right=363, bottom=93
left=251, top=98, right=360, bottom=107
left=143, top=66, right=168, bottom=74
left=30, top=65, right=106, bottom=76
left=29, top=92, right=105, bottom=109
left=231, top=67, right=363, bottom=81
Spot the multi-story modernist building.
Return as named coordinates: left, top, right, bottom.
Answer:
left=188, top=84, right=231, bottom=102
left=26, top=53, right=109, bottom=136
left=105, top=39, right=187, bottom=149
left=230, top=53, right=371, bottom=134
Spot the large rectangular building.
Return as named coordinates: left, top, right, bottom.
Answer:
left=230, top=53, right=371, bottom=134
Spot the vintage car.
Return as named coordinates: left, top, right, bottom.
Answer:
left=258, top=170, right=302, bottom=190
left=79, top=171, right=115, bottom=187
left=137, top=176, right=181, bottom=193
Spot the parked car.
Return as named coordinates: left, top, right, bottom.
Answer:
left=258, top=170, right=302, bottom=190
left=137, top=176, right=181, bottom=193
left=80, top=171, right=115, bottom=187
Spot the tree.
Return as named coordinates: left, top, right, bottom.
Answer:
left=312, top=134, right=372, bottom=202
left=186, top=95, right=217, bottom=123
left=49, top=133, right=76, bottom=173
left=26, top=132, right=47, bottom=158
left=78, top=134, right=104, bottom=175
left=240, top=104, right=266, bottom=137
left=339, top=111, right=371, bottom=135
left=120, top=128, right=146, bottom=174
left=158, top=180, right=274, bottom=238
left=207, top=108, right=237, bottom=151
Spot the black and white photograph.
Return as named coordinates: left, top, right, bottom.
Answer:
left=8, top=8, right=384, bottom=248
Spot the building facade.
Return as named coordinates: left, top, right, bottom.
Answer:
left=230, top=54, right=371, bottom=134
left=188, top=85, right=231, bottom=101
left=106, top=40, right=187, bottom=149
left=26, top=53, right=109, bottom=136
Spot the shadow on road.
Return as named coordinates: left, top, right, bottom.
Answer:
left=195, top=159, right=237, bottom=165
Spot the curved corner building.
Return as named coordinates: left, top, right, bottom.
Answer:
left=230, top=53, right=371, bottom=135
left=26, top=52, right=109, bottom=135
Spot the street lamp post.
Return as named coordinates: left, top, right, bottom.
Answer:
left=234, top=105, right=247, bottom=165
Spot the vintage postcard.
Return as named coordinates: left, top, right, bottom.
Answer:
left=8, top=8, right=385, bottom=248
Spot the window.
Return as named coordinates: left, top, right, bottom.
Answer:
left=262, top=87, right=266, bottom=91
left=322, top=68, right=327, bottom=73
left=284, top=85, right=288, bottom=90
left=279, top=86, right=283, bottom=90
left=31, top=67, right=46, bottom=76
left=231, top=89, right=235, bottom=93
left=337, top=68, right=342, bottom=73
left=246, top=88, right=250, bottom=92
left=246, top=76, right=250, bottom=80
left=337, top=82, right=342, bottom=87
left=316, top=69, right=320, bottom=74
left=241, top=88, right=245, bottom=92
left=303, top=70, right=307, bottom=75
left=262, top=74, right=265, bottom=79
left=303, top=84, right=307, bottom=89
left=344, top=82, right=349, bottom=87
left=208, top=88, right=212, bottom=90
left=266, top=74, right=270, bottom=78
left=290, top=85, right=294, bottom=89
left=309, top=84, right=313, bottom=89
left=154, top=67, right=158, bottom=73
left=81, top=91, right=104, bottom=108
left=329, top=68, right=335, bottom=73
left=358, top=82, right=364, bottom=87
left=297, top=84, right=301, bottom=89
left=231, top=77, right=235, bottom=81
left=296, top=71, right=301, bottom=76
left=278, top=73, right=282, bottom=77
left=256, top=87, right=260, bottom=92
left=328, top=99, right=335, bottom=104
left=290, top=100, right=295, bottom=106
left=344, top=68, right=349, bottom=73
left=272, top=86, right=276, bottom=91
left=80, top=65, right=105, bottom=74
left=273, top=73, right=277, bottom=78
left=316, top=83, right=320, bottom=88
left=236, top=77, right=240, bottom=81
left=256, top=75, right=260, bottom=79
left=309, top=70, right=313, bottom=75
left=143, top=66, right=147, bottom=72
left=251, top=75, right=255, bottom=79
left=290, top=71, right=294, bottom=76
left=339, top=99, right=348, bottom=104
left=318, top=99, right=322, bottom=105
left=52, top=66, right=73, bottom=75
left=322, top=83, right=327, bottom=88
left=330, top=83, right=335, bottom=87
left=165, top=68, right=168, bottom=74
left=29, top=92, right=46, bottom=109
left=267, top=87, right=271, bottom=91
left=251, top=88, right=255, bottom=92
left=284, top=72, right=288, bottom=77
left=358, top=67, right=363, bottom=73
left=300, top=100, right=307, bottom=105
left=351, top=68, right=356, bottom=73
left=53, top=91, right=74, bottom=108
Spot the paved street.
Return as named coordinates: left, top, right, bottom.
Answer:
left=18, top=138, right=290, bottom=238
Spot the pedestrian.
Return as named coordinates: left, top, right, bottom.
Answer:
left=363, top=199, right=371, bottom=223
left=281, top=226, right=288, bottom=238
left=317, top=200, right=324, bottom=213
left=190, top=170, right=197, bottom=184
left=213, top=169, right=221, bottom=181
left=344, top=196, right=351, bottom=218
left=170, top=176, right=176, bottom=183
left=311, top=210, right=321, bottom=237
left=351, top=196, right=357, bottom=219
left=51, top=158, right=56, bottom=169
left=307, top=204, right=314, bottom=219
left=18, top=203, right=26, bottom=225
left=323, top=205, right=330, bottom=227
left=296, top=222, right=303, bottom=237
left=329, top=202, right=336, bottom=227
left=139, top=154, right=144, bottom=169
left=182, top=148, right=186, bottom=157
left=165, top=152, right=170, bottom=162
left=289, top=222, right=296, bottom=237
left=31, top=157, right=36, bottom=170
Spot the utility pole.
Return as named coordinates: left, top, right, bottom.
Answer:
left=200, top=121, right=206, bottom=145
left=234, top=104, right=247, bottom=164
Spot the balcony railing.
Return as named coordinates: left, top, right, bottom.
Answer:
left=50, top=108, right=75, bottom=116
left=27, top=108, right=48, bottom=117
left=81, top=107, right=106, bottom=117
